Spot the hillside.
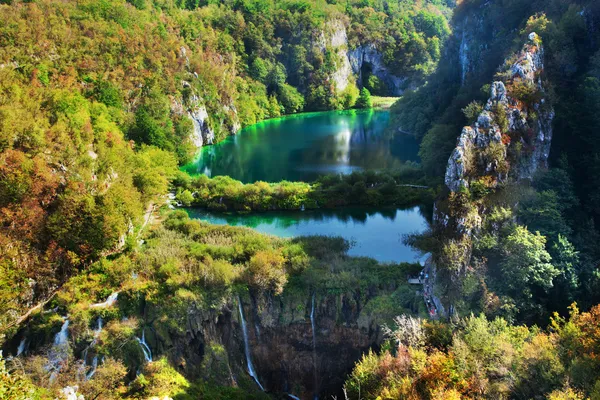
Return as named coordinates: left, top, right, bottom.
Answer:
left=0, top=0, right=450, bottom=343
left=4, top=0, right=600, bottom=399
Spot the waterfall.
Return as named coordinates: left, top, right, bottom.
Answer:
left=86, top=356, right=98, bottom=380
left=16, top=338, right=26, bottom=357
left=47, top=319, right=70, bottom=383
left=136, top=329, right=152, bottom=363
left=54, top=319, right=69, bottom=346
left=237, top=297, right=264, bottom=391
left=287, top=395, right=301, bottom=400
left=82, top=317, right=103, bottom=380
left=90, top=292, right=119, bottom=308
left=311, top=293, right=319, bottom=400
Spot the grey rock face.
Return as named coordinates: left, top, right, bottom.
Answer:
left=489, top=82, right=507, bottom=104
left=445, top=32, right=552, bottom=192
left=316, top=20, right=353, bottom=92
left=348, top=44, right=408, bottom=96
left=318, top=20, right=408, bottom=95
left=188, top=104, right=214, bottom=147
left=445, top=126, right=476, bottom=192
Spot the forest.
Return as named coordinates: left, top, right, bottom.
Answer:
left=3, top=0, right=600, bottom=399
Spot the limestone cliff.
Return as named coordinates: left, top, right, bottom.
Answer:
left=432, top=32, right=553, bottom=306
left=161, top=288, right=394, bottom=399
left=317, top=20, right=410, bottom=96
left=172, top=47, right=241, bottom=149
left=445, top=32, right=552, bottom=193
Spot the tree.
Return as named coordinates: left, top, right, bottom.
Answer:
left=245, top=249, right=287, bottom=294
left=500, top=225, right=558, bottom=300
left=355, top=88, right=373, bottom=109
left=277, top=83, right=304, bottom=114
left=249, top=57, right=269, bottom=84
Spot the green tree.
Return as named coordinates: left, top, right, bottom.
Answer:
left=249, top=57, right=269, bottom=84
left=500, top=225, right=558, bottom=300
left=276, top=83, right=304, bottom=114
left=355, top=88, right=372, bottom=109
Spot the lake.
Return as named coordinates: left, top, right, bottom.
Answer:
left=186, top=207, right=428, bottom=263
left=182, top=109, right=419, bottom=183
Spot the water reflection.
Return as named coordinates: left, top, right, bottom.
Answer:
left=186, top=207, right=428, bottom=263
left=182, top=110, right=419, bottom=183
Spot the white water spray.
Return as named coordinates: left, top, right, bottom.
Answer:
left=238, top=297, right=264, bottom=391
left=16, top=338, right=26, bottom=357
left=86, top=356, right=98, bottom=380
left=136, top=329, right=152, bottom=363
left=90, top=292, right=119, bottom=308
left=47, top=318, right=70, bottom=383
left=82, top=317, right=103, bottom=380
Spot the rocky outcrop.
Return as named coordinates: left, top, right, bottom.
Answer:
left=317, top=20, right=408, bottom=96
left=173, top=50, right=241, bottom=150
left=445, top=32, right=552, bottom=192
left=317, top=20, right=354, bottom=93
left=348, top=44, right=409, bottom=96
left=188, top=100, right=214, bottom=147
left=433, top=33, right=553, bottom=309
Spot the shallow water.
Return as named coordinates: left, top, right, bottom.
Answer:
left=186, top=207, right=427, bottom=263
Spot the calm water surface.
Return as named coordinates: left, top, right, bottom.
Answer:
left=183, top=109, right=419, bottom=183
left=186, top=207, right=428, bottom=263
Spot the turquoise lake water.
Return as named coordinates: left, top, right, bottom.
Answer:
left=183, top=109, right=427, bottom=263
left=186, top=207, right=427, bottom=263
left=183, top=109, right=419, bottom=183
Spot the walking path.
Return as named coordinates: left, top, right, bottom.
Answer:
left=408, top=256, right=445, bottom=319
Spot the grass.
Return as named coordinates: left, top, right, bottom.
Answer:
left=372, top=96, right=401, bottom=108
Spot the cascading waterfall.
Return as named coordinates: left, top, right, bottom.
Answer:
left=237, top=297, right=264, bottom=391
left=16, top=338, right=27, bottom=357
left=47, top=318, right=70, bottom=382
left=54, top=319, right=70, bottom=346
left=90, top=292, right=119, bottom=308
left=86, top=356, right=98, bottom=380
left=83, top=317, right=103, bottom=380
left=311, top=292, right=319, bottom=400
left=136, top=329, right=152, bottom=363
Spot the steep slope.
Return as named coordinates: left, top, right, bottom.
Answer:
left=431, top=32, right=555, bottom=312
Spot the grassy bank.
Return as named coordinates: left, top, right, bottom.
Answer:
left=371, top=96, right=401, bottom=108
left=173, top=166, right=437, bottom=213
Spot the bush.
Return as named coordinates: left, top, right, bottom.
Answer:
left=277, top=83, right=305, bottom=114
left=355, top=88, right=373, bottom=109
left=462, top=101, right=484, bottom=123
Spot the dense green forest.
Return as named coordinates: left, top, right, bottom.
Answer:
left=4, top=0, right=600, bottom=399
left=0, top=0, right=449, bottom=341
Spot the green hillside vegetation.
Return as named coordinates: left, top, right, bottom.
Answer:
left=173, top=166, right=435, bottom=211
left=2, top=211, right=422, bottom=398
left=0, top=0, right=450, bottom=344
